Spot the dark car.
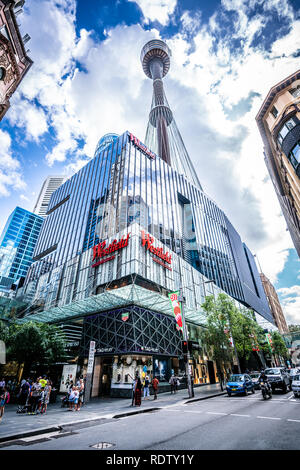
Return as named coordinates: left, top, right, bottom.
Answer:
left=226, top=374, right=255, bottom=396
left=264, top=367, right=291, bottom=393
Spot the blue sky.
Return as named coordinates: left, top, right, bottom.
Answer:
left=0, top=0, right=300, bottom=323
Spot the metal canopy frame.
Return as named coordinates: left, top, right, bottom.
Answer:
left=17, top=283, right=207, bottom=326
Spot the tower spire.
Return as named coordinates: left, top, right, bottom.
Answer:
left=141, top=39, right=202, bottom=189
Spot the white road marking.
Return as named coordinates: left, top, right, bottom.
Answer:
left=206, top=412, right=227, bottom=415
left=22, top=431, right=62, bottom=442
left=182, top=410, right=203, bottom=414
left=287, top=419, right=300, bottom=423
left=257, top=416, right=281, bottom=420
left=230, top=414, right=250, bottom=417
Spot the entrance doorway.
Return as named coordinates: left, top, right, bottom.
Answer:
left=91, top=356, right=113, bottom=397
left=207, top=360, right=216, bottom=384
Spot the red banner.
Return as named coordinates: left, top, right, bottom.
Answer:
left=169, top=291, right=183, bottom=334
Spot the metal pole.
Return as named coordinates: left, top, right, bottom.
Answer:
left=178, top=286, right=194, bottom=398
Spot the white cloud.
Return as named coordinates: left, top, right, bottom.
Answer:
left=131, top=0, right=177, bottom=25
left=278, top=286, right=300, bottom=325
left=0, top=129, right=26, bottom=197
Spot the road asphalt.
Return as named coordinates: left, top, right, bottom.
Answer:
left=0, top=383, right=225, bottom=443
left=1, top=389, right=299, bottom=450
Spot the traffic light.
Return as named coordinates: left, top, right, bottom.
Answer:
left=182, top=340, right=189, bottom=354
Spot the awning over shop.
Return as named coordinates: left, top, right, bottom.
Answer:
left=0, top=296, right=28, bottom=322
left=16, top=284, right=207, bottom=326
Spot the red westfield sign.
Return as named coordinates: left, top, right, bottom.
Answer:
left=92, top=234, right=130, bottom=268
left=129, top=133, right=156, bottom=160
left=141, top=230, right=172, bottom=270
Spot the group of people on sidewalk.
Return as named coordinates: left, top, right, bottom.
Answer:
left=131, top=375, right=159, bottom=406
left=0, top=375, right=53, bottom=422
left=17, top=376, right=52, bottom=415
left=62, top=378, right=85, bottom=411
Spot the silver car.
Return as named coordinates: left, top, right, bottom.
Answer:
left=292, top=374, right=300, bottom=398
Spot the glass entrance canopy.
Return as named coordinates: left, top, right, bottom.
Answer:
left=16, top=284, right=207, bottom=326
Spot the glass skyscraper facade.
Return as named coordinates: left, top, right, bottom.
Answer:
left=16, top=39, right=275, bottom=397
left=19, top=131, right=273, bottom=396
left=0, top=207, right=43, bottom=293
left=25, top=131, right=272, bottom=324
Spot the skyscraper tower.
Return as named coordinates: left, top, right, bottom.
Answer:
left=141, top=39, right=202, bottom=189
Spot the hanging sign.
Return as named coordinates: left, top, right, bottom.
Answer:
left=87, top=341, right=96, bottom=374
left=141, top=231, right=172, bottom=270
left=266, top=333, right=274, bottom=351
left=169, top=291, right=184, bottom=335
left=92, top=233, right=130, bottom=267
left=129, top=133, right=156, bottom=160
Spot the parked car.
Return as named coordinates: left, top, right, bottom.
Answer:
left=249, top=372, right=261, bottom=390
left=287, top=368, right=300, bottom=386
left=264, top=367, right=291, bottom=393
left=291, top=374, right=300, bottom=398
left=226, top=374, right=255, bottom=396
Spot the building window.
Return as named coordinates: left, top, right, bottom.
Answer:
left=0, top=67, right=6, bottom=81
left=289, top=85, right=300, bottom=98
left=271, top=106, right=278, bottom=118
left=277, top=117, right=297, bottom=145
left=288, top=143, right=300, bottom=174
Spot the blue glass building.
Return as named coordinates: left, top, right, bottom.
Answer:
left=0, top=207, right=43, bottom=293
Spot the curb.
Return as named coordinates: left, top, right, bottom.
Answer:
left=185, top=392, right=226, bottom=404
left=0, top=391, right=224, bottom=444
left=113, top=407, right=160, bottom=419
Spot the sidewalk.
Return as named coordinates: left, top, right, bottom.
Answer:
left=0, top=383, right=225, bottom=443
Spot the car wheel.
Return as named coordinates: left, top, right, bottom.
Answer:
left=227, top=392, right=231, bottom=397
left=244, top=388, right=248, bottom=396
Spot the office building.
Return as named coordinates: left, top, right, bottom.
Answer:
left=0, top=207, right=43, bottom=294
left=260, top=273, right=289, bottom=334
left=0, top=0, right=33, bottom=120
left=256, top=70, right=300, bottom=256
left=33, top=176, right=66, bottom=217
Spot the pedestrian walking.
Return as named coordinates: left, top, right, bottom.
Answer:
left=175, top=376, right=180, bottom=392
left=143, top=375, right=150, bottom=399
left=0, top=387, right=9, bottom=422
left=40, top=380, right=51, bottom=414
left=68, top=386, right=76, bottom=411
left=169, top=375, right=176, bottom=394
left=130, top=374, right=138, bottom=406
left=152, top=376, right=159, bottom=400
left=17, top=379, right=30, bottom=411
left=134, top=378, right=142, bottom=406
left=29, top=379, right=41, bottom=414
left=78, top=379, right=84, bottom=410
left=0, top=378, right=5, bottom=388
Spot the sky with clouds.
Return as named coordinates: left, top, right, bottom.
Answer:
left=0, top=0, right=300, bottom=324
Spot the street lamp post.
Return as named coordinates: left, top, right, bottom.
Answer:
left=178, top=286, right=194, bottom=398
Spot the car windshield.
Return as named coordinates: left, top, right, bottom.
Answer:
left=229, top=375, right=244, bottom=382
left=293, top=375, right=300, bottom=381
left=265, top=368, right=281, bottom=375
left=250, top=373, right=259, bottom=378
